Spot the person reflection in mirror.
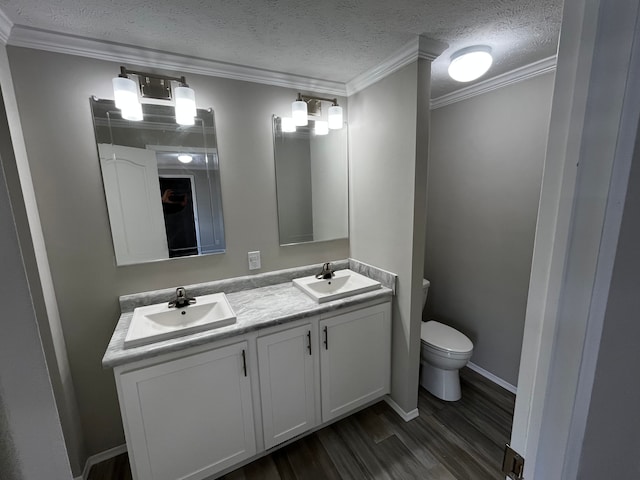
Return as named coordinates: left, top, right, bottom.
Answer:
left=161, top=188, right=189, bottom=215
left=161, top=188, right=188, bottom=206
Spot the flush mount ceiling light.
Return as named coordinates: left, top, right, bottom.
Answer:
left=178, top=154, right=193, bottom=164
left=448, top=46, right=493, bottom=82
left=290, top=93, right=343, bottom=131
left=112, top=66, right=197, bottom=125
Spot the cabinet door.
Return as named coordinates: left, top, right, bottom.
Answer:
left=320, top=303, right=391, bottom=422
left=98, top=143, right=169, bottom=265
left=257, top=323, right=317, bottom=449
left=119, top=342, right=255, bottom=480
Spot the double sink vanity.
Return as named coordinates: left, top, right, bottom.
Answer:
left=103, top=259, right=396, bottom=480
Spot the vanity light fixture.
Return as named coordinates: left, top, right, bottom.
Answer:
left=291, top=93, right=343, bottom=130
left=178, top=154, right=193, bottom=164
left=292, top=96, right=308, bottom=126
left=327, top=104, right=343, bottom=130
left=174, top=85, right=197, bottom=126
left=112, top=66, right=197, bottom=125
left=121, top=100, right=143, bottom=122
left=315, top=120, right=329, bottom=136
left=281, top=117, right=296, bottom=132
left=112, top=75, right=143, bottom=121
left=448, top=46, right=493, bottom=82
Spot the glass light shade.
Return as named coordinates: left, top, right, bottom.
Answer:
left=112, top=76, right=139, bottom=111
left=292, top=100, right=308, bottom=126
left=174, top=86, right=197, bottom=125
left=315, top=120, right=329, bottom=136
left=176, top=112, right=195, bottom=126
left=328, top=105, right=343, bottom=129
left=120, top=102, right=143, bottom=121
left=448, top=46, right=493, bottom=82
left=281, top=117, right=296, bottom=133
left=178, top=154, right=193, bottom=164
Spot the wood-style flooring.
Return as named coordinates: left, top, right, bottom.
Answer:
left=87, top=367, right=515, bottom=480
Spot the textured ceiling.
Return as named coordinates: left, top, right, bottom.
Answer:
left=0, top=0, right=563, bottom=97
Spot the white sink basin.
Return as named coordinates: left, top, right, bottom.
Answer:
left=293, top=269, right=381, bottom=303
left=124, top=292, right=236, bottom=348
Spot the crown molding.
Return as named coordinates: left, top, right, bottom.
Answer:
left=7, top=25, right=347, bottom=96
left=0, top=8, right=13, bottom=45
left=346, top=35, right=448, bottom=96
left=417, top=36, right=448, bottom=62
left=4, top=23, right=555, bottom=104
left=430, top=55, right=557, bottom=109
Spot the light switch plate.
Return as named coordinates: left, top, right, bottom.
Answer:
left=248, top=251, right=261, bottom=270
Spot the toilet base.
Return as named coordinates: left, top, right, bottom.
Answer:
left=419, top=361, right=462, bottom=401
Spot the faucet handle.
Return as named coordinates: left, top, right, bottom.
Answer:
left=169, top=287, right=196, bottom=308
left=316, top=262, right=335, bottom=280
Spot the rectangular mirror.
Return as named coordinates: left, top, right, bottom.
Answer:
left=90, top=98, right=226, bottom=265
left=273, top=115, right=348, bottom=245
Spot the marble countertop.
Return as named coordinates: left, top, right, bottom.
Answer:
left=102, top=278, right=392, bottom=369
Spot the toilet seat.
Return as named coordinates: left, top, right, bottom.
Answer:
left=420, top=320, right=473, bottom=354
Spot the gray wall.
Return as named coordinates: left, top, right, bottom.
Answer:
left=0, top=45, right=87, bottom=476
left=425, top=72, right=554, bottom=386
left=577, top=122, right=640, bottom=479
left=349, top=59, right=431, bottom=413
left=7, top=46, right=348, bottom=456
left=0, top=89, right=72, bottom=480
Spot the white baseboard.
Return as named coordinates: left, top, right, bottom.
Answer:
left=467, top=362, right=518, bottom=395
left=78, top=444, right=127, bottom=480
left=384, top=395, right=419, bottom=422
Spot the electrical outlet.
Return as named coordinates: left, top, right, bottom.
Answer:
left=248, top=251, right=261, bottom=270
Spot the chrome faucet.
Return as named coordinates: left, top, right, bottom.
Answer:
left=168, top=287, right=196, bottom=309
left=316, top=262, right=335, bottom=280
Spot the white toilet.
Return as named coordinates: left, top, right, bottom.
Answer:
left=419, top=279, right=474, bottom=401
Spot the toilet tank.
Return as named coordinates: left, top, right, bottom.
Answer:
left=422, top=279, right=431, bottom=308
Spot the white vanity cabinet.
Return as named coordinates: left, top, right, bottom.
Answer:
left=113, top=298, right=392, bottom=480
left=116, top=341, right=256, bottom=480
left=319, top=302, right=392, bottom=422
left=257, top=322, right=318, bottom=449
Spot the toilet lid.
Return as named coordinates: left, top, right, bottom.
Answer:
left=421, top=321, right=473, bottom=353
